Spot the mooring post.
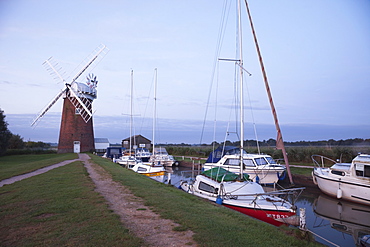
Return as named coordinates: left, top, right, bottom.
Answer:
left=299, top=208, right=306, bottom=230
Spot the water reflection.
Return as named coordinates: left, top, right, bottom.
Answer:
left=313, top=194, right=370, bottom=247
left=149, top=166, right=370, bottom=247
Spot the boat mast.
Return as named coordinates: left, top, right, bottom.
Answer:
left=130, top=69, right=133, bottom=155
left=244, top=0, right=294, bottom=184
left=152, top=68, right=157, bottom=156
left=237, top=0, right=244, bottom=178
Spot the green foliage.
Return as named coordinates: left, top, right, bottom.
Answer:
left=25, top=141, right=51, bottom=149
left=7, top=134, right=24, bottom=149
left=0, top=109, right=12, bottom=156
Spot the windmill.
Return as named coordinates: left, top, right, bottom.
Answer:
left=31, top=44, right=109, bottom=153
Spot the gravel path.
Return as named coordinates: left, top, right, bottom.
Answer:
left=80, top=153, right=196, bottom=246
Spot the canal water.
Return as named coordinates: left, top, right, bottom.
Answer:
left=152, top=166, right=370, bottom=247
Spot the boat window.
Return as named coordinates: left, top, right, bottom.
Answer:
left=265, top=157, right=277, bottom=164
left=356, top=163, right=370, bottom=178
left=365, top=166, right=370, bottom=178
left=254, top=158, right=268, bottom=166
left=331, top=170, right=344, bottom=176
left=243, top=159, right=255, bottom=167
left=198, top=181, right=218, bottom=194
left=137, top=167, right=147, bottom=172
left=224, top=158, right=240, bottom=166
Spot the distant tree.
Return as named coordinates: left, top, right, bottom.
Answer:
left=0, top=109, right=12, bottom=156
left=25, top=141, right=51, bottom=149
left=7, top=134, right=24, bottom=149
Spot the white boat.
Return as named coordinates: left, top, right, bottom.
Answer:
left=127, top=161, right=165, bottom=177
left=115, top=154, right=141, bottom=167
left=150, top=147, right=178, bottom=167
left=180, top=167, right=303, bottom=226
left=203, top=146, right=286, bottom=184
left=135, top=148, right=151, bottom=162
left=312, top=154, right=370, bottom=206
left=313, top=194, right=370, bottom=246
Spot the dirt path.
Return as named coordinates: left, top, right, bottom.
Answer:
left=79, top=153, right=196, bottom=246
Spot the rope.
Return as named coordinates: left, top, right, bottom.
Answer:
left=305, top=229, right=340, bottom=247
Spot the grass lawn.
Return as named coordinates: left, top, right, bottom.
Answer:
left=0, top=153, right=78, bottom=181
left=0, top=160, right=142, bottom=247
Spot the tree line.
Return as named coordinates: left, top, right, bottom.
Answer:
left=0, top=109, right=53, bottom=156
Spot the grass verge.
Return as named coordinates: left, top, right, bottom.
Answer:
left=0, top=160, right=143, bottom=247
left=89, top=154, right=321, bottom=247
left=0, top=153, right=78, bottom=181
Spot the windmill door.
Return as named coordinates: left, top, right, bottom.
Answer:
left=74, top=141, right=80, bottom=153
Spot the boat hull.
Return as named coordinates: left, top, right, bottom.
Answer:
left=224, top=204, right=296, bottom=227
left=142, top=170, right=165, bottom=177
left=313, top=168, right=370, bottom=206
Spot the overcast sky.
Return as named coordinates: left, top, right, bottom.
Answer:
left=1, top=0, right=369, bottom=144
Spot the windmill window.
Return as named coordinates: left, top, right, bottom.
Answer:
left=75, top=108, right=81, bottom=115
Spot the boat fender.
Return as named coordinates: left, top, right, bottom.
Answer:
left=337, top=188, right=342, bottom=199
left=256, top=175, right=260, bottom=184
left=278, top=171, right=286, bottom=181
left=216, top=196, right=223, bottom=205
left=312, top=172, right=318, bottom=185
left=337, top=202, right=342, bottom=214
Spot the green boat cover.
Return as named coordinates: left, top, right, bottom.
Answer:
left=201, top=167, right=250, bottom=182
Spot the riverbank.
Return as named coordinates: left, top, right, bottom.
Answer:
left=0, top=153, right=321, bottom=246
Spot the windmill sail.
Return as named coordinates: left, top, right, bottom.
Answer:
left=31, top=44, right=108, bottom=126
left=31, top=88, right=67, bottom=127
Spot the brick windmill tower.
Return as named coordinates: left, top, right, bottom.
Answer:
left=31, top=44, right=108, bottom=153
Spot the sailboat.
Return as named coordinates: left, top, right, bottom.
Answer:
left=180, top=0, right=303, bottom=226
left=149, top=69, right=178, bottom=167
left=116, top=70, right=165, bottom=177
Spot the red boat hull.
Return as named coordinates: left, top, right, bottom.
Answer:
left=223, top=204, right=296, bottom=227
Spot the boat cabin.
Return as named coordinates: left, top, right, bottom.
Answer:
left=206, top=146, right=247, bottom=163
left=353, top=154, right=370, bottom=178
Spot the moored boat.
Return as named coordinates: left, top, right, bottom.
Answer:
left=312, top=154, right=370, bottom=206
left=149, top=147, right=178, bottom=167
left=127, top=161, right=165, bottom=177
left=180, top=167, right=303, bottom=226
left=135, top=148, right=151, bottom=162
left=203, top=146, right=286, bottom=184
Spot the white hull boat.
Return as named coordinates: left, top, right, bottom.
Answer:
left=203, top=146, right=286, bottom=184
left=150, top=147, right=178, bottom=167
left=312, top=154, right=370, bottom=206
left=180, top=167, right=303, bottom=226
left=127, top=161, right=165, bottom=177
left=135, top=148, right=151, bottom=162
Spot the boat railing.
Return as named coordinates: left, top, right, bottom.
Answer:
left=311, top=155, right=337, bottom=169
